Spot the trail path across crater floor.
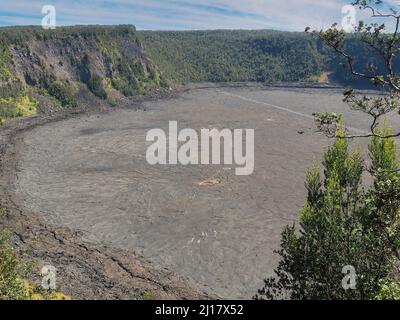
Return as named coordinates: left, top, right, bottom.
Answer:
left=13, top=86, right=381, bottom=298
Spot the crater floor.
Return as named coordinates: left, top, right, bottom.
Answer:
left=14, top=86, right=378, bottom=298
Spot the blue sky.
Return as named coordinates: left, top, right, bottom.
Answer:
left=0, top=0, right=395, bottom=31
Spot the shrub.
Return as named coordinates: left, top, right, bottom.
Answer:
left=0, top=228, right=72, bottom=300
left=375, top=280, right=400, bottom=300
left=86, top=75, right=107, bottom=99
left=0, top=230, right=30, bottom=300
left=0, top=83, right=23, bottom=99
left=111, top=76, right=141, bottom=97
left=143, top=290, right=156, bottom=300
left=0, top=95, right=38, bottom=124
left=47, top=81, right=77, bottom=108
left=257, top=121, right=400, bottom=300
left=0, top=43, right=18, bottom=83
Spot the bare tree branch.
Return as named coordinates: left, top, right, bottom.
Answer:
left=307, top=1, right=400, bottom=139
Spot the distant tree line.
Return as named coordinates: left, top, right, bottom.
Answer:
left=139, top=29, right=397, bottom=87
left=1, top=25, right=397, bottom=124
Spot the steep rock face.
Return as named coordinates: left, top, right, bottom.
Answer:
left=0, top=25, right=163, bottom=121
left=12, top=29, right=149, bottom=84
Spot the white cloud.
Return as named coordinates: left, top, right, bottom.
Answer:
left=0, top=0, right=384, bottom=31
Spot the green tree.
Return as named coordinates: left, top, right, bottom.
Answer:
left=256, top=122, right=400, bottom=299
left=0, top=229, right=30, bottom=300
left=258, top=0, right=400, bottom=300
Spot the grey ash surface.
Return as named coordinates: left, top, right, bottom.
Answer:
left=13, top=86, right=381, bottom=298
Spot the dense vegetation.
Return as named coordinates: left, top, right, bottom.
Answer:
left=139, top=30, right=329, bottom=84
left=0, top=208, right=70, bottom=300
left=257, top=0, right=400, bottom=300
left=139, top=30, right=390, bottom=86
left=0, top=25, right=394, bottom=123
left=256, top=122, right=400, bottom=300
left=0, top=25, right=162, bottom=123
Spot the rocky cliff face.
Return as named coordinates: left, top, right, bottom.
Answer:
left=0, top=25, right=164, bottom=122
left=0, top=26, right=208, bottom=300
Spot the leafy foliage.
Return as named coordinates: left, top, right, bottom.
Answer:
left=140, top=30, right=330, bottom=84
left=0, top=229, right=30, bottom=300
left=256, top=122, right=400, bottom=300
left=0, top=209, right=71, bottom=300
left=86, top=76, right=107, bottom=100
left=47, top=81, right=77, bottom=108
left=259, top=0, right=400, bottom=300
left=0, top=41, right=18, bottom=83
left=375, top=279, right=400, bottom=300
left=0, top=95, right=38, bottom=124
left=139, top=29, right=393, bottom=86
left=0, top=25, right=138, bottom=45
